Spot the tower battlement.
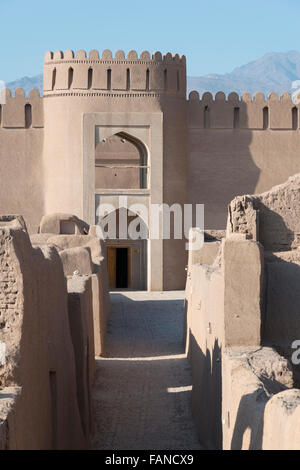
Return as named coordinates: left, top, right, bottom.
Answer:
left=43, top=49, right=186, bottom=97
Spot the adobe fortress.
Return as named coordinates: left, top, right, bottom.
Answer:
left=2, top=49, right=300, bottom=450
left=1, top=49, right=300, bottom=291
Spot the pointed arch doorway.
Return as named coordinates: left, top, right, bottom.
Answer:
left=83, top=112, right=164, bottom=291
left=95, top=132, right=148, bottom=190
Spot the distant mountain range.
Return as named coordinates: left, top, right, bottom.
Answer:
left=6, top=74, right=43, bottom=95
left=187, top=51, right=300, bottom=98
left=5, top=51, right=300, bottom=98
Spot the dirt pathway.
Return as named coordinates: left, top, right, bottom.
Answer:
left=92, top=291, right=201, bottom=450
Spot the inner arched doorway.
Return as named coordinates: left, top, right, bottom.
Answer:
left=95, top=132, right=148, bottom=190
left=99, top=207, right=148, bottom=290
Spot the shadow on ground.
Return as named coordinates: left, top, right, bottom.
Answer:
left=92, top=291, right=201, bottom=450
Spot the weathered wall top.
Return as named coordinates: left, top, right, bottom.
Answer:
left=43, top=49, right=186, bottom=97
left=227, top=173, right=300, bottom=251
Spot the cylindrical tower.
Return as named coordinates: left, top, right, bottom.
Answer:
left=43, top=49, right=188, bottom=290
left=43, top=49, right=186, bottom=99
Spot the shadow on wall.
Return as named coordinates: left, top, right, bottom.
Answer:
left=230, top=373, right=291, bottom=450
left=189, top=333, right=222, bottom=449
left=258, top=203, right=296, bottom=361
left=68, top=289, right=93, bottom=439
left=255, top=201, right=295, bottom=251
left=249, top=202, right=299, bottom=359
left=230, top=391, right=265, bottom=450
left=263, top=255, right=300, bottom=387
left=188, top=95, right=261, bottom=229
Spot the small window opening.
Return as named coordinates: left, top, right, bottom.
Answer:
left=52, top=68, right=56, bottom=90
left=146, top=69, right=150, bottom=91
left=204, top=105, right=210, bottom=129
left=292, top=106, right=298, bottom=130
left=25, top=104, right=32, bottom=129
left=126, top=68, right=130, bottom=91
left=88, top=67, right=93, bottom=89
left=107, top=69, right=111, bottom=90
left=68, top=67, right=74, bottom=89
left=233, top=107, right=240, bottom=129
left=263, top=107, right=269, bottom=130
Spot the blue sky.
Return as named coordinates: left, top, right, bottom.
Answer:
left=0, top=0, right=299, bottom=82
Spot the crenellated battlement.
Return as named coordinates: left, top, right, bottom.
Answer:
left=188, top=90, right=299, bottom=130
left=43, top=49, right=186, bottom=97
left=44, top=49, right=186, bottom=63
left=0, top=88, right=44, bottom=128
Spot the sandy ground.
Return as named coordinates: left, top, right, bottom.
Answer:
left=92, top=291, right=201, bottom=450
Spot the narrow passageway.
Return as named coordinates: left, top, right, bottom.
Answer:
left=92, top=291, right=201, bottom=450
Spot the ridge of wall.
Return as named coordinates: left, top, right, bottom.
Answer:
left=188, top=91, right=299, bottom=130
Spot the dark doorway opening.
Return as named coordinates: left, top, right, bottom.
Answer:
left=116, top=248, right=128, bottom=288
